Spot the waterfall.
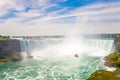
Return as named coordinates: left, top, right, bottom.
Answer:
left=4, top=36, right=115, bottom=80
left=82, top=39, right=114, bottom=56
left=84, top=39, right=114, bottom=53
left=20, top=38, right=63, bottom=58
left=19, top=37, right=114, bottom=58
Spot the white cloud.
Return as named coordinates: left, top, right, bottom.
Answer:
left=70, top=2, right=120, bottom=22
left=0, top=19, right=120, bottom=36
left=23, top=2, right=120, bottom=24
left=0, top=0, right=58, bottom=17
left=0, top=1, right=120, bottom=35
left=16, top=10, right=43, bottom=18
left=0, top=0, right=15, bottom=16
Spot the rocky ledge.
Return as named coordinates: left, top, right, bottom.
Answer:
left=0, top=39, right=22, bottom=64
left=87, top=70, right=120, bottom=80
left=87, top=52, right=120, bottom=80
left=115, top=38, right=120, bottom=52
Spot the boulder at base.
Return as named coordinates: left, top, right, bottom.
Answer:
left=87, top=70, right=120, bottom=80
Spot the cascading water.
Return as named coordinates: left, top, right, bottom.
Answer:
left=83, top=39, right=114, bottom=57
left=20, top=38, right=63, bottom=58
left=20, top=37, right=114, bottom=58
left=0, top=36, right=114, bottom=80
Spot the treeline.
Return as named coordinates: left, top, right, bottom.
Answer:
left=84, top=33, right=120, bottom=39
left=0, top=35, right=10, bottom=39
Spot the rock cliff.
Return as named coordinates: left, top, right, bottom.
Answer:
left=114, top=38, right=120, bottom=52
left=0, top=40, right=22, bottom=63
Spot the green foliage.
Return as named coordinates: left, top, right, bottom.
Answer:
left=0, top=35, right=9, bottom=40
left=105, top=52, right=120, bottom=67
left=88, top=52, right=120, bottom=80
left=115, top=37, right=120, bottom=42
left=114, top=68, right=120, bottom=74
left=87, top=70, right=120, bottom=80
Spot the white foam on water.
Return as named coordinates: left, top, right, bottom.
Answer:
left=105, top=66, right=116, bottom=71
left=20, top=36, right=114, bottom=59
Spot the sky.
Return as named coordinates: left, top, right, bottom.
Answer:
left=0, top=0, right=120, bottom=36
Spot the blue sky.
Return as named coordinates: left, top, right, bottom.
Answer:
left=0, top=0, right=120, bottom=20
left=0, top=0, right=120, bottom=35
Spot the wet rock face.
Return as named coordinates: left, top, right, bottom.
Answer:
left=114, top=38, right=120, bottom=52
left=0, top=40, right=22, bottom=61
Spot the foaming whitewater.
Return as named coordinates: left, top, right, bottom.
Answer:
left=0, top=36, right=115, bottom=80
left=20, top=36, right=114, bottom=58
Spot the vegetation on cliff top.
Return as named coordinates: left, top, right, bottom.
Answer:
left=105, top=52, right=120, bottom=67
left=87, top=70, right=120, bottom=80
left=87, top=52, right=120, bottom=80
left=0, top=35, right=9, bottom=40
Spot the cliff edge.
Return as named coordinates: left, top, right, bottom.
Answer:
left=0, top=39, right=22, bottom=63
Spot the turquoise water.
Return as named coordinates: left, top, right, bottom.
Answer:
left=0, top=55, right=105, bottom=80
left=0, top=38, right=113, bottom=80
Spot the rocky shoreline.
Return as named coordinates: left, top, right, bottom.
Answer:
left=87, top=52, right=120, bottom=80
left=87, top=38, right=120, bottom=80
